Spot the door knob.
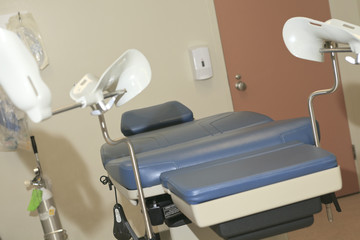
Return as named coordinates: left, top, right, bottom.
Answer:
left=235, top=81, right=247, bottom=91
left=234, top=74, right=247, bottom=91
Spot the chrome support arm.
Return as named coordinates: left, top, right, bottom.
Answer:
left=92, top=107, right=155, bottom=240
left=308, top=45, right=344, bottom=148
left=308, top=43, right=346, bottom=223
left=52, top=103, right=83, bottom=116
left=319, top=47, right=352, bottom=53
left=52, top=90, right=126, bottom=116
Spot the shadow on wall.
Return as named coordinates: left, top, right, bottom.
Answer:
left=343, top=82, right=360, bottom=127
left=16, top=130, right=105, bottom=235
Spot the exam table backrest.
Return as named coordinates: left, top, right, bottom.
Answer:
left=101, top=101, right=273, bottom=162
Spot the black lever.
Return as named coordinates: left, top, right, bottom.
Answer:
left=321, top=193, right=342, bottom=212
left=321, top=192, right=342, bottom=222
left=113, top=203, right=138, bottom=240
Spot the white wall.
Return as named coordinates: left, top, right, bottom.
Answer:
left=328, top=0, right=360, bottom=187
left=0, top=1, right=232, bottom=239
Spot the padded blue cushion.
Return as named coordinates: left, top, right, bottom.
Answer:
left=160, top=142, right=337, bottom=205
left=102, top=111, right=273, bottom=166
left=103, top=115, right=315, bottom=190
left=121, top=101, right=194, bottom=136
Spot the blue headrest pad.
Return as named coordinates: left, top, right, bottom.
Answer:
left=160, top=142, right=337, bottom=205
left=121, top=101, right=194, bottom=136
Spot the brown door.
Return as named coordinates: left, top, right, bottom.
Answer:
left=214, top=0, right=359, bottom=196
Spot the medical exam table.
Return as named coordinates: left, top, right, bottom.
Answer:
left=98, top=17, right=360, bottom=240
left=1, top=16, right=360, bottom=240
left=100, top=101, right=341, bottom=240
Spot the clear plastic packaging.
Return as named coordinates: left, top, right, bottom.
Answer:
left=7, top=12, right=49, bottom=70
left=0, top=87, right=30, bottom=151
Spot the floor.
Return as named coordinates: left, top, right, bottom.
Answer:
left=287, top=193, right=360, bottom=240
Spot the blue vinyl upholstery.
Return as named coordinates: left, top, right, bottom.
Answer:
left=121, top=101, right=194, bottom=136
left=160, top=142, right=337, bottom=204
left=102, top=111, right=273, bottom=165
left=102, top=112, right=315, bottom=190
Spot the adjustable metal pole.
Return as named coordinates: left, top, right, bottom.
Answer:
left=30, top=136, right=68, bottom=240
left=126, top=139, right=155, bottom=240
left=308, top=43, right=349, bottom=222
left=308, top=44, right=343, bottom=148
left=52, top=90, right=126, bottom=116
left=94, top=109, right=155, bottom=240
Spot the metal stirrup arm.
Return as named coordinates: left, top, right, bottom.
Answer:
left=92, top=106, right=156, bottom=240
left=308, top=43, right=348, bottom=222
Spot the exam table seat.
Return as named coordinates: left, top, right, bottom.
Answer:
left=101, top=101, right=342, bottom=239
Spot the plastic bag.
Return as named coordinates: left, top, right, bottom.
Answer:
left=7, top=12, right=49, bottom=70
left=0, top=87, right=30, bottom=151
